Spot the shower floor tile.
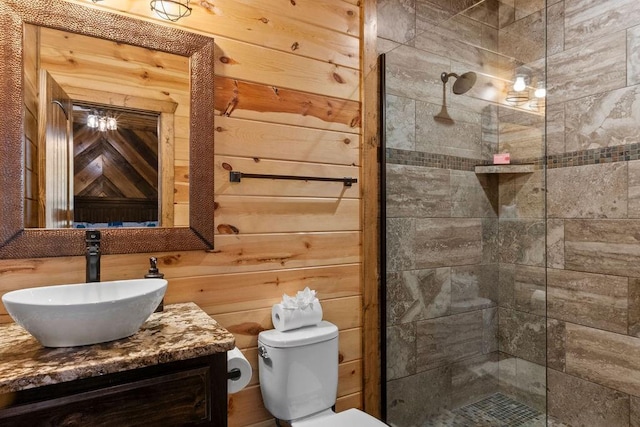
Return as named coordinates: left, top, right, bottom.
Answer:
left=454, top=393, right=540, bottom=426
left=421, top=393, right=551, bottom=426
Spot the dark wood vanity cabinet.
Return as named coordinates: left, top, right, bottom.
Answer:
left=0, top=353, right=227, bottom=426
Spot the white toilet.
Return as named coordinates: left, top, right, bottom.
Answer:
left=258, top=321, right=387, bottom=426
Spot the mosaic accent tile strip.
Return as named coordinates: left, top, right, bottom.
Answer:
left=387, top=144, right=640, bottom=171
left=547, top=144, right=640, bottom=169
left=386, top=148, right=492, bottom=171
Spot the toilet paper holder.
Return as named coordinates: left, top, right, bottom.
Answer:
left=228, top=368, right=242, bottom=381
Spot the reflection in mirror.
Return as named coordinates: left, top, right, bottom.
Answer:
left=0, top=0, right=215, bottom=258
left=72, top=104, right=160, bottom=228
left=25, top=25, right=189, bottom=230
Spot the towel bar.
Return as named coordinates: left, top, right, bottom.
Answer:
left=229, top=171, right=357, bottom=187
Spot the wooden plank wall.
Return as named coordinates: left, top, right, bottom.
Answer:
left=0, top=1, right=379, bottom=426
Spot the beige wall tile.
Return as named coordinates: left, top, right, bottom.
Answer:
left=451, top=171, right=498, bottom=218
left=415, top=101, right=483, bottom=159
left=417, top=310, right=485, bottom=370
left=451, top=264, right=498, bottom=313
left=386, top=322, right=417, bottom=380
left=565, top=0, right=640, bottom=49
left=385, top=94, right=416, bottom=151
left=515, top=0, right=545, bottom=20
left=416, top=0, right=454, bottom=29
left=547, top=319, right=567, bottom=372
left=463, top=0, right=500, bottom=29
left=547, top=31, right=626, bottom=104
left=498, top=355, right=546, bottom=411
left=546, top=219, right=565, bottom=269
left=413, top=24, right=515, bottom=80
left=498, top=307, right=546, bottom=365
left=387, top=366, right=452, bottom=425
left=513, top=265, right=546, bottom=316
left=378, top=0, right=416, bottom=44
left=629, top=24, right=640, bottom=86
left=498, top=108, right=545, bottom=161
left=565, top=322, right=640, bottom=396
left=632, top=395, right=640, bottom=427
left=565, top=85, right=640, bottom=151
left=498, top=219, right=545, bottom=267
left=629, top=278, right=640, bottom=337
left=565, top=219, right=640, bottom=277
left=387, top=268, right=451, bottom=325
left=547, top=1, right=565, bottom=56
left=545, top=103, right=565, bottom=156
left=385, top=44, right=449, bottom=104
left=387, top=217, right=417, bottom=272
left=547, top=269, right=628, bottom=334
left=547, top=163, right=628, bottom=219
left=627, top=161, right=640, bottom=218
left=386, top=164, right=451, bottom=218
left=499, top=9, right=545, bottom=64
left=414, top=218, right=483, bottom=268
left=451, top=353, right=499, bottom=407
left=548, top=368, right=630, bottom=426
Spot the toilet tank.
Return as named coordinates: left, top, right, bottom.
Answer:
left=258, top=321, right=339, bottom=421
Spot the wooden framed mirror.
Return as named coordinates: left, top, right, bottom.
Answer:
left=0, top=0, right=215, bottom=258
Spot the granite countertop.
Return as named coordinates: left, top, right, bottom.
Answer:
left=0, top=302, right=235, bottom=394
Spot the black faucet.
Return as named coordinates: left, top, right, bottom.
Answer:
left=85, top=230, right=101, bottom=283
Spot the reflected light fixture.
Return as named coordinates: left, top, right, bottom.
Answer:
left=505, top=74, right=529, bottom=106
left=513, top=75, right=527, bottom=92
left=529, top=81, right=546, bottom=111
left=534, top=82, right=546, bottom=98
left=150, top=0, right=192, bottom=21
left=87, top=113, right=117, bottom=132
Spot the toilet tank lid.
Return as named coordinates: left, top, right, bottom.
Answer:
left=258, top=321, right=338, bottom=348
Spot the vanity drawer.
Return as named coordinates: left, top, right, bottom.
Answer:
left=0, top=368, right=209, bottom=426
left=0, top=352, right=229, bottom=427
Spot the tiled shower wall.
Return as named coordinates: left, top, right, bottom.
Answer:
left=545, top=0, right=640, bottom=425
left=379, top=0, right=547, bottom=425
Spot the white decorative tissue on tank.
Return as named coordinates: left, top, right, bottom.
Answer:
left=227, top=346, right=252, bottom=394
left=271, top=287, right=323, bottom=331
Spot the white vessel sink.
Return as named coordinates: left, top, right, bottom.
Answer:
left=2, top=279, right=167, bottom=347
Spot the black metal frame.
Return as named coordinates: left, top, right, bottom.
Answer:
left=379, top=53, right=388, bottom=423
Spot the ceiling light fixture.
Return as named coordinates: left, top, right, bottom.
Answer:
left=150, top=0, right=192, bottom=22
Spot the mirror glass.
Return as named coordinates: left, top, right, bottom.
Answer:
left=25, top=26, right=189, bottom=230
left=0, top=0, right=215, bottom=258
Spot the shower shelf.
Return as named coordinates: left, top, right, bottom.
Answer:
left=474, top=164, right=536, bottom=174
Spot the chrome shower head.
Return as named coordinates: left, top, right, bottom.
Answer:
left=440, top=71, right=477, bottom=95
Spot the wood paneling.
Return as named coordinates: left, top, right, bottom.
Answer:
left=215, top=76, right=361, bottom=133
left=2, top=0, right=378, bottom=425
left=214, top=116, right=360, bottom=166
left=215, top=196, right=361, bottom=234
left=362, top=0, right=381, bottom=417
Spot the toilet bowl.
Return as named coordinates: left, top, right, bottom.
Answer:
left=292, top=408, right=386, bottom=426
left=257, top=321, right=386, bottom=426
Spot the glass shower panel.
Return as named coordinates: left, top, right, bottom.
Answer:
left=381, top=1, right=547, bottom=425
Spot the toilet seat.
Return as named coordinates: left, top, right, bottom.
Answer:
left=291, top=408, right=388, bottom=427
